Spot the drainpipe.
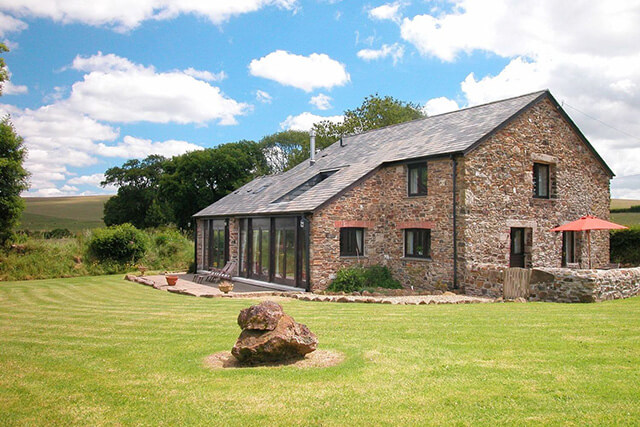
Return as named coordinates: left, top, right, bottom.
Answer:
left=452, top=155, right=458, bottom=290
left=309, top=130, right=316, bottom=166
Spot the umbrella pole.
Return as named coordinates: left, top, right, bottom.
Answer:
left=587, top=229, right=592, bottom=269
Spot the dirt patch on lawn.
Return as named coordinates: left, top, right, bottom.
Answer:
left=204, top=350, right=344, bottom=369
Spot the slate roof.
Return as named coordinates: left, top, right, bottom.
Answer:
left=194, top=90, right=608, bottom=218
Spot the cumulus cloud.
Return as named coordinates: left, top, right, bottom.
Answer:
left=96, top=136, right=203, bottom=158
left=423, top=97, right=460, bottom=116
left=256, top=90, right=272, bottom=103
left=0, top=12, right=26, bottom=36
left=2, top=80, right=28, bottom=95
left=0, top=52, right=230, bottom=196
left=67, top=173, right=106, bottom=186
left=309, top=93, right=332, bottom=110
left=182, top=68, right=226, bottom=82
left=357, top=43, right=404, bottom=64
left=66, top=52, right=248, bottom=125
left=280, top=112, right=343, bottom=131
left=249, top=50, right=350, bottom=92
left=0, top=0, right=299, bottom=32
left=368, top=2, right=403, bottom=23
left=399, top=0, right=640, bottom=198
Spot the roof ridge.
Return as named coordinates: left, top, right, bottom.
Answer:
left=341, top=89, right=549, bottom=141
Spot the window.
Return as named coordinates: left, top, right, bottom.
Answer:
left=404, top=229, right=431, bottom=258
left=207, top=219, right=227, bottom=269
left=562, top=231, right=576, bottom=266
left=408, top=163, right=427, bottom=196
left=340, top=227, right=364, bottom=256
left=533, top=163, right=550, bottom=198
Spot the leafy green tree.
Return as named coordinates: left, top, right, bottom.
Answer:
left=0, top=117, right=30, bottom=245
left=259, top=130, right=310, bottom=173
left=159, top=140, right=266, bottom=230
left=101, top=155, right=169, bottom=228
left=0, top=43, right=30, bottom=246
left=313, top=94, right=425, bottom=147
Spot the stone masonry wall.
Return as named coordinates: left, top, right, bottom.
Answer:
left=529, top=267, right=640, bottom=303
left=459, top=97, right=611, bottom=297
left=310, top=157, right=455, bottom=292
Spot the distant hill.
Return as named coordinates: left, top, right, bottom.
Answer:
left=20, top=195, right=111, bottom=231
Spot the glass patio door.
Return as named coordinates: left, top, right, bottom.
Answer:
left=250, top=218, right=270, bottom=281
left=274, top=217, right=296, bottom=286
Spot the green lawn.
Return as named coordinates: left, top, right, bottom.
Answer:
left=1, top=276, right=639, bottom=426
left=20, top=196, right=110, bottom=231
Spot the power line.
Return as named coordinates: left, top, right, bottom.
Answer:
left=562, top=101, right=640, bottom=143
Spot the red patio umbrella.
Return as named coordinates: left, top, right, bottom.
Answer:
left=550, top=215, right=628, bottom=268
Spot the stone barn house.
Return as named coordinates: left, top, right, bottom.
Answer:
left=193, top=90, right=613, bottom=297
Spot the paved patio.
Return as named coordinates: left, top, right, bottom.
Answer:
left=125, top=273, right=296, bottom=298
left=124, top=273, right=495, bottom=304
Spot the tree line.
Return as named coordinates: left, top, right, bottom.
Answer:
left=102, top=94, right=425, bottom=231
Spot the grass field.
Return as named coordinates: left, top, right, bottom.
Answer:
left=610, top=199, right=640, bottom=210
left=20, top=195, right=110, bottom=231
left=1, top=276, right=639, bottom=425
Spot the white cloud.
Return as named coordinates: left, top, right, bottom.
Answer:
left=249, top=50, right=350, bottom=92
left=0, top=12, right=27, bottom=36
left=280, top=112, right=343, bottom=131
left=423, top=97, right=459, bottom=116
left=256, top=90, right=272, bottom=103
left=368, top=2, right=403, bottom=23
left=357, top=43, right=404, bottom=64
left=67, top=173, right=106, bottom=186
left=0, top=0, right=299, bottom=32
left=2, top=80, right=27, bottom=95
left=66, top=52, right=249, bottom=125
left=399, top=0, right=640, bottom=199
left=96, top=136, right=203, bottom=158
left=182, top=67, right=226, bottom=82
left=309, top=93, right=332, bottom=110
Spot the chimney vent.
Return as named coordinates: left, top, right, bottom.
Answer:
left=309, top=129, right=316, bottom=166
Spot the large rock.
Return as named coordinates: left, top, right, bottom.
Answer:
left=237, top=300, right=283, bottom=331
left=231, top=302, right=318, bottom=363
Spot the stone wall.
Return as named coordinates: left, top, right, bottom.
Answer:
left=529, top=267, right=640, bottom=303
left=459, top=97, right=612, bottom=296
left=310, top=158, right=455, bottom=292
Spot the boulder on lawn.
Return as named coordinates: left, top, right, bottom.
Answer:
left=231, top=301, right=318, bottom=363
left=237, top=300, right=283, bottom=330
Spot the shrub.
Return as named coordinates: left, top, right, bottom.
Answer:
left=87, top=224, right=148, bottom=264
left=611, top=227, right=640, bottom=266
left=44, top=228, right=73, bottom=239
left=328, top=264, right=402, bottom=293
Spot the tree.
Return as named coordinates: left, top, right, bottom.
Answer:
left=159, top=140, right=266, bottom=230
left=0, top=43, right=30, bottom=246
left=101, top=155, right=169, bottom=228
left=0, top=43, right=9, bottom=92
left=0, top=116, right=29, bottom=245
left=259, top=130, right=310, bottom=173
left=313, top=94, right=425, bottom=148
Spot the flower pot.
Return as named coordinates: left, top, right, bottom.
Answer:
left=166, top=275, right=178, bottom=286
left=218, top=280, right=234, bottom=294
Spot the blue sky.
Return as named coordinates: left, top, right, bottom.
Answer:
left=0, top=0, right=639, bottom=198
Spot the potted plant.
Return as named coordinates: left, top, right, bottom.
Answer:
left=218, top=279, right=234, bottom=294
left=165, top=275, right=179, bottom=286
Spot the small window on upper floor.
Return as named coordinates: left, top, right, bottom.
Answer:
left=533, top=162, right=550, bottom=198
left=407, top=163, right=427, bottom=197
